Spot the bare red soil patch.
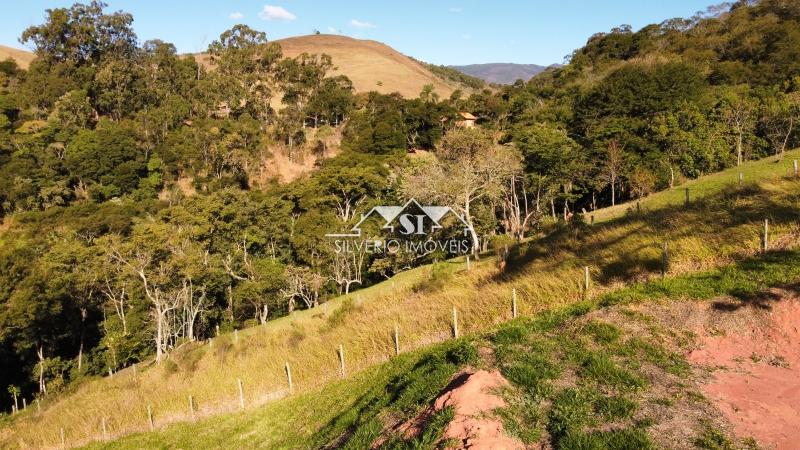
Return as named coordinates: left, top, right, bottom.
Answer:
left=688, top=292, right=800, bottom=449
left=392, top=369, right=523, bottom=449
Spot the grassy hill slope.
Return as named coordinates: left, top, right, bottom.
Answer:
left=591, top=154, right=800, bottom=224
left=197, top=34, right=463, bottom=98
left=1, top=151, right=799, bottom=449
left=81, top=250, right=800, bottom=449
left=0, top=45, right=34, bottom=69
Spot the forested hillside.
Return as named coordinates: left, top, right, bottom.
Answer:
left=2, top=0, right=800, bottom=418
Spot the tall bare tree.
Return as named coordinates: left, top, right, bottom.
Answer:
left=331, top=243, right=366, bottom=295
left=182, top=279, right=206, bottom=342
left=502, top=175, right=540, bottom=241
left=37, top=346, right=47, bottom=396
left=111, top=247, right=183, bottom=362
left=402, top=128, right=521, bottom=255
left=762, top=93, right=799, bottom=161
left=723, top=90, right=755, bottom=166
left=281, top=266, right=324, bottom=311
left=601, top=140, right=626, bottom=206
left=102, top=277, right=128, bottom=335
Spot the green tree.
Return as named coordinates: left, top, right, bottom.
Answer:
left=64, top=120, right=145, bottom=199
left=207, top=25, right=282, bottom=122
left=514, top=123, right=586, bottom=217
left=48, top=89, right=93, bottom=132
left=403, top=128, right=522, bottom=255
left=21, top=1, right=137, bottom=67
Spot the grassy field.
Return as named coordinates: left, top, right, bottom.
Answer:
left=1, top=152, right=799, bottom=449
left=79, top=339, right=475, bottom=449
left=81, top=249, right=800, bottom=449
left=591, top=150, right=800, bottom=223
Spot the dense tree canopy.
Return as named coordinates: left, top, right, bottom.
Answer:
left=3, top=0, right=800, bottom=412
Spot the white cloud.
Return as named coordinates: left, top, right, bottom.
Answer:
left=350, top=19, right=375, bottom=28
left=327, top=26, right=340, bottom=33
left=449, top=7, right=462, bottom=13
left=258, top=5, right=297, bottom=21
left=229, top=11, right=244, bottom=19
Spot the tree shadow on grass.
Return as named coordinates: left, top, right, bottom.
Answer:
left=312, top=341, right=471, bottom=449
left=713, top=277, right=800, bottom=312
left=491, top=181, right=800, bottom=289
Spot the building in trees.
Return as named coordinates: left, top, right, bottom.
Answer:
left=455, top=111, right=477, bottom=128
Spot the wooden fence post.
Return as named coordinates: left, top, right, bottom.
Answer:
left=739, top=172, right=743, bottom=185
left=512, top=288, right=518, bottom=319
left=794, top=159, right=798, bottom=177
left=22, top=398, right=26, bottom=410
left=338, top=344, right=346, bottom=378
left=465, top=255, right=470, bottom=271
left=237, top=378, right=244, bottom=410
left=590, top=214, right=595, bottom=226
left=393, top=325, right=400, bottom=356
left=147, top=405, right=154, bottom=431
left=234, top=329, right=238, bottom=343
left=662, top=242, right=669, bottom=279
left=102, top=417, right=108, bottom=441
left=452, top=306, right=459, bottom=339
left=188, top=395, right=195, bottom=421
left=215, top=325, right=220, bottom=337
left=684, top=188, right=690, bottom=206
left=763, top=219, right=769, bottom=253
left=285, top=362, right=293, bottom=394
left=583, top=266, right=590, bottom=295
left=60, top=428, right=65, bottom=449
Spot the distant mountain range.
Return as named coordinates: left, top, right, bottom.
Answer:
left=449, top=63, right=556, bottom=84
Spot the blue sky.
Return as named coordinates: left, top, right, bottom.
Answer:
left=2, top=1, right=716, bottom=65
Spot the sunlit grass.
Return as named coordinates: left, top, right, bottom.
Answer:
left=591, top=149, right=800, bottom=223
left=81, top=248, right=800, bottom=449
left=1, top=154, right=799, bottom=449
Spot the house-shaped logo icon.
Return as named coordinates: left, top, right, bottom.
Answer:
left=325, top=198, right=473, bottom=238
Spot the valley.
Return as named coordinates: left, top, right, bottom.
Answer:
left=1, top=1, right=800, bottom=448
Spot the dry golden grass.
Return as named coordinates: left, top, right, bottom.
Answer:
left=195, top=34, right=460, bottom=98
left=0, top=45, right=35, bottom=69
left=1, top=159, right=799, bottom=449
left=257, top=127, right=343, bottom=184
left=591, top=150, right=800, bottom=223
